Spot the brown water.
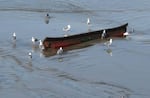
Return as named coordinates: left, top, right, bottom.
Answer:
left=0, top=0, right=150, bottom=98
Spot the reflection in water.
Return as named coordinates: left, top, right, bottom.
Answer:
left=32, top=44, right=39, bottom=52
left=42, top=39, right=101, bottom=57
left=26, top=61, right=33, bottom=70
left=12, top=39, right=16, bottom=48
left=105, top=48, right=113, bottom=56
left=58, top=57, right=63, bottom=62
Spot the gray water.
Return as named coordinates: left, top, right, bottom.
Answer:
left=0, top=0, right=150, bottom=98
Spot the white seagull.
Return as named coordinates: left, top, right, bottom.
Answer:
left=13, top=32, right=16, bottom=40
left=45, top=13, right=51, bottom=24
left=101, top=30, right=106, bottom=39
left=57, top=47, right=63, bottom=55
left=63, top=25, right=71, bottom=32
left=123, top=32, right=129, bottom=36
left=87, top=18, right=90, bottom=26
left=31, top=37, right=38, bottom=44
left=28, top=52, right=32, bottom=59
left=104, top=38, right=112, bottom=47
left=39, top=40, right=44, bottom=50
left=39, top=40, right=43, bottom=46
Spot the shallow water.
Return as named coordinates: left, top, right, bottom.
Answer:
left=0, top=0, right=150, bottom=98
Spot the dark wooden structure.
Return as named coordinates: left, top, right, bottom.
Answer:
left=43, top=23, right=128, bottom=49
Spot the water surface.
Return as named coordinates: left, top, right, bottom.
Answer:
left=0, top=0, right=150, bottom=98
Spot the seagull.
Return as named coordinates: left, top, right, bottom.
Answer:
left=39, top=40, right=43, bottom=47
left=39, top=40, right=44, bottom=50
left=87, top=18, right=90, bottom=26
left=101, top=30, right=106, bottom=39
left=13, top=32, right=16, bottom=40
left=28, top=52, right=32, bottom=59
left=63, top=25, right=71, bottom=37
left=45, top=13, right=50, bottom=24
left=87, top=18, right=92, bottom=31
left=104, top=38, right=112, bottom=47
left=31, top=37, right=38, bottom=44
left=123, top=32, right=129, bottom=36
left=63, top=25, right=71, bottom=32
left=57, top=47, right=63, bottom=55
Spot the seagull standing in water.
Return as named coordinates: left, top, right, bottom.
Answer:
left=87, top=18, right=91, bottom=26
left=13, top=32, right=16, bottom=40
left=101, top=30, right=106, bottom=39
left=31, top=37, right=38, bottom=44
left=63, top=25, right=71, bottom=37
left=87, top=18, right=92, bottom=31
left=28, top=52, right=32, bottom=59
left=45, top=13, right=51, bottom=24
left=104, top=38, right=112, bottom=48
left=123, top=32, right=129, bottom=37
left=57, top=47, right=63, bottom=55
left=39, top=40, right=44, bottom=50
left=63, top=25, right=71, bottom=32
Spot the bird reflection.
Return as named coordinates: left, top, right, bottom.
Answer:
left=58, top=57, right=63, bottom=62
left=27, top=60, right=32, bottom=67
left=25, top=61, right=33, bottom=72
left=32, top=45, right=38, bottom=52
left=105, top=48, right=113, bottom=56
left=12, top=39, right=16, bottom=48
